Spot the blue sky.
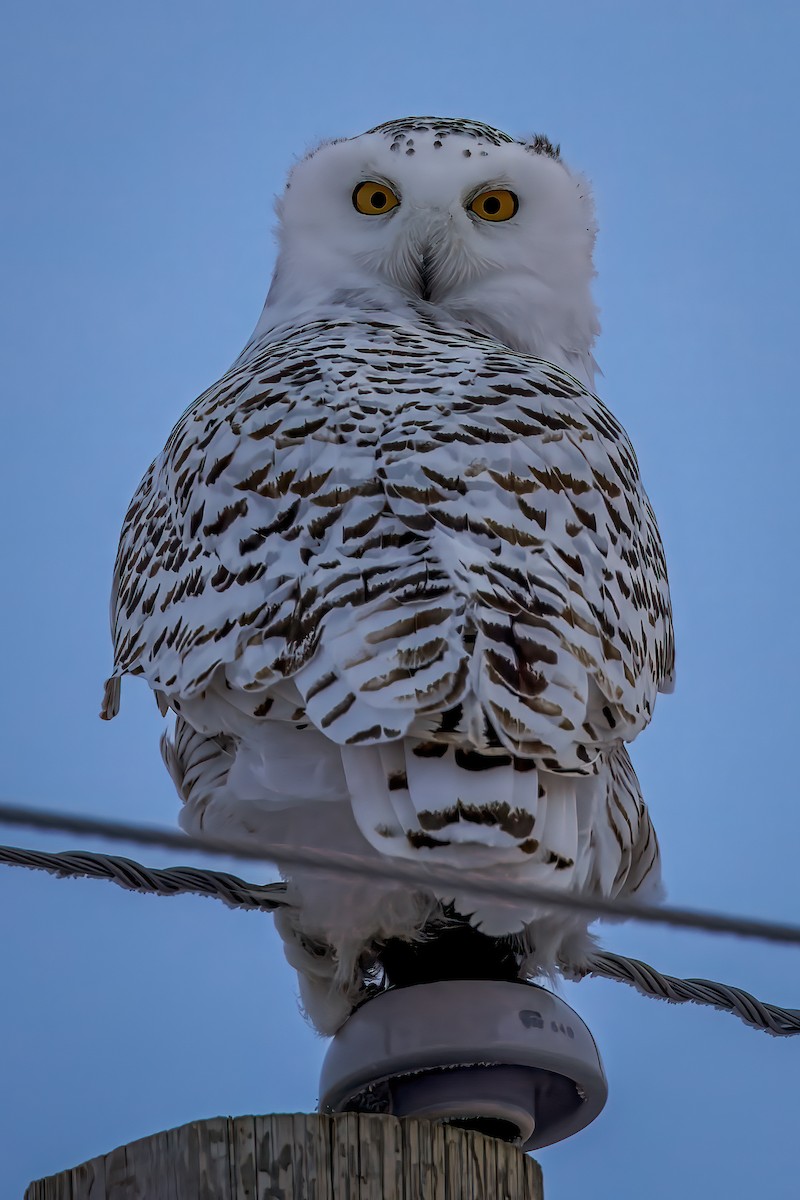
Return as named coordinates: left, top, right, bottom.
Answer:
left=2, top=2, right=799, bottom=1195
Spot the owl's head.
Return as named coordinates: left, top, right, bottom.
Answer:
left=257, top=117, right=600, bottom=385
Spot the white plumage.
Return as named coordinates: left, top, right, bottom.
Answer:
left=103, top=117, right=674, bottom=1033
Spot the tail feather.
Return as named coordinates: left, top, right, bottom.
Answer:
left=161, top=711, right=661, bottom=1033
left=342, top=740, right=549, bottom=865
left=536, top=773, right=579, bottom=868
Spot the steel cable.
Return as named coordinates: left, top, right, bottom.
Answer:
left=1, top=823, right=798, bottom=1037
left=2, top=800, right=800, bottom=947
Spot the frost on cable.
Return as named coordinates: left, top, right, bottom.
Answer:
left=102, top=117, right=674, bottom=1034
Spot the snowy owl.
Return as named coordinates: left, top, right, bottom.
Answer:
left=102, top=117, right=674, bottom=1034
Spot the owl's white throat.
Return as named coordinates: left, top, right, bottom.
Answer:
left=252, top=260, right=598, bottom=391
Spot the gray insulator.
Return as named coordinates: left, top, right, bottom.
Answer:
left=318, top=979, right=608, bottom=1150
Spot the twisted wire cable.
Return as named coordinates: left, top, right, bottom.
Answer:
left=0, top=842, right=288, bottom=911
left=1, top=833, right=798, bottom=1037
left=579, top=950, right=800, bottom=1037
left=3, top=800, right=800, bottom=947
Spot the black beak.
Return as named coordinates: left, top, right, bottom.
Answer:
left=419, top=250, right=434, bottom=302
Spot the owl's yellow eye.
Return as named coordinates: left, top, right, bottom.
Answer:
left=353, top=181, right=400, bottom=215
left=469, top=189, right=519, bottom=222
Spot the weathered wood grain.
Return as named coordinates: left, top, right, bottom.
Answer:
left=24, top=1113, right=544, bottom=1199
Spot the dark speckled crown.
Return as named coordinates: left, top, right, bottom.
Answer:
left=363, top=116, right=560, bottom=160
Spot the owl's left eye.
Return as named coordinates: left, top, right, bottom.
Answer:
left=353, top=181, right=400, bottom=215
left=469, top=189, right=519, bottom=222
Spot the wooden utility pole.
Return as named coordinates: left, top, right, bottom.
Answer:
left=24, top=1112, right=543, bottom=1198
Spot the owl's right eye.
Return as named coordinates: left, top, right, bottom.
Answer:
left=353, top=181, right=400, bottom=215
